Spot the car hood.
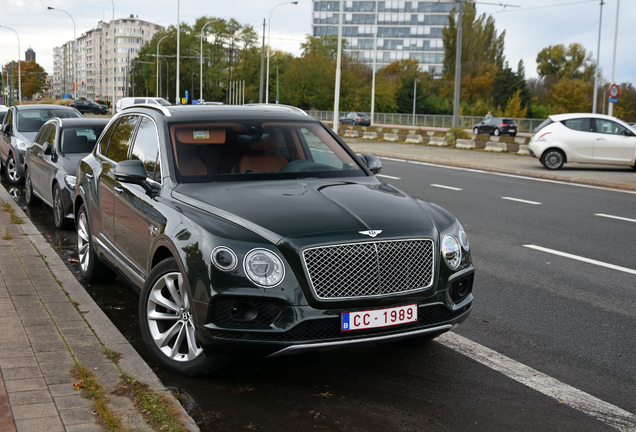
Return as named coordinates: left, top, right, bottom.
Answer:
left=59, top=152, right=89, bottom=176
left=172, top=178, right=438, bottom=243
left=15, top=131, right=38, bottom=144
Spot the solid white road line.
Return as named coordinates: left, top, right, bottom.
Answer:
left=431, top=184, right=463, bottom=191
left=377, top=174, right=401, bottom=180
left=380, top=158, right=636, bottom=195
left=595, top=213, right=636, bottom=224
left=439, top=332, right=636, bottom=432
left=524, top=245, right=636, bottom=275
left=501, top=197, right=542, bottom=205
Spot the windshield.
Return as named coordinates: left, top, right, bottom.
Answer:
left=61, top=126, right=105, bottom=154
left=169, top=120, right=365, bottom=183
left=17, top=109, right=82, bottom=132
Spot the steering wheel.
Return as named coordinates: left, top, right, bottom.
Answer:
left=278, top=159, right=316, bottom=173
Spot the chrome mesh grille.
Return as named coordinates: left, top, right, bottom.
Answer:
left=303, top=239, right=434, bottom=300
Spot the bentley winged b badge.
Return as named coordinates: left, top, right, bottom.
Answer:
left=359, top=230, right=382, bottom=238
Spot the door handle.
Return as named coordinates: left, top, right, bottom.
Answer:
left=114, top=186, right=123, bottom=196
left=596, top=137, right=606, bottom=141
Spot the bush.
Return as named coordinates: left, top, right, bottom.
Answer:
left=446, top=127, right=470, bottom=146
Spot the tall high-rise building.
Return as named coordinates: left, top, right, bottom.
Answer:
left=52, top=15, right=163, bottom=102
left=25, top=47, right=36, bottom=62
left=311, top=0, right=457, bottom=76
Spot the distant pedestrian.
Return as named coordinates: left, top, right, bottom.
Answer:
left=485, top=111, right=493, bottom=120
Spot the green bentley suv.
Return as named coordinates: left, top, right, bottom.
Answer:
left=74, top=104, right=474, bottom=376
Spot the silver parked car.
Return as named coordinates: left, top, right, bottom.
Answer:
left=0, top=105, right=82, bottom=183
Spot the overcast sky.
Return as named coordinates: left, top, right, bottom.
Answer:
left=0, top=0, right=633, bottom=86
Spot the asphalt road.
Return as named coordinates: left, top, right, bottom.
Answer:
left=3, top=159, right=635, bottom=431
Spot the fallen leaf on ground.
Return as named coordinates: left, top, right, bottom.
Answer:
left=73, top=379, right=85, bottom=390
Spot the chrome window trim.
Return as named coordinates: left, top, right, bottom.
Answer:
left=302, top=238, right=435, bottom=301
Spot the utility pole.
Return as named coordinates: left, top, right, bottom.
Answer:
left=452, top=1, right=464, bottom=129
left=259, top=19, right=265, bottom=103
left=332, top=4, right=343, bottom=134
left=592, top=0, right=604, bottom=114
left=608, top=0, right=620, bottom=117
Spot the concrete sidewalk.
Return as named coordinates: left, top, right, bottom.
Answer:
left=0, top=185, right=198, bottom=431
left=347, top=140, right=636, bottom=191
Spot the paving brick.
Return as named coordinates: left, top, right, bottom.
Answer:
left=8, top=390, right=53, bottom=406
left=0, top=347, right=33, bottom=359
left=34, top=351, right=73, bottom=364
left=11, top=402, right=58, bottom=420
left=0, top=326, right=27, bottom=341
left=20, top=318, right=55, bottom=328
left=65, top=423, right=105, bottom=432
left=48, top=383, right=79, bottom=398
left=53, top=394, right=93, bottom=410
left=5, top=378, right=47, bottom=393
left=46, top=303, right=82, bottom=322
left=59, top=406, right=99, bottom=425
left=36, top=291, right=69, bottom=303
left=42, top=367, right=74, bottom=386
left=14, top=416, right=64, bottom=432
left=59, top=326, right=94, bottom=339
left=2, top=367, right=43, bottom=381
left=0, top=355, right=37, bottom=369
left=24, top=325, right=58, bottom=337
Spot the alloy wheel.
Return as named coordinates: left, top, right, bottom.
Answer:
left=6, top=155, right=20, bottom=183
left=77, top=210, right=91, bottom=273
left=146, top=272, right=203, bottom=362
left=54, top=187, right=64, bottom=227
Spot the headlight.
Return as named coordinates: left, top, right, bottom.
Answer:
left=211, top=246, right=238, bottom=271
left=441, top=234, right=461, bottom=269
left=64, top=175, right=77, bottom=189
left=16, top=141, right=28, bottom=151
left=244, top=249, right=285, bottom=288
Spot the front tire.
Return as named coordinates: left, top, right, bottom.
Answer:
left=493, top=128, right=500, bottom=136
left=139, top=257, right=224, bottom=376
left=473, top=127, right=479, bottom=135
left=93, top=108, right=100, bottom=115
left=541, top=149, right=565, bottom=170
left=77, top=203, right=114, bottom=281
left=25, top=169, right=42, bottom=206
left=5, top=153, right=22, bottom=184
left=53, top=184, right=71, bottom=230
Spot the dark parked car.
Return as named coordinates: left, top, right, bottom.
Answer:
left=339, top=112, right=371, bottom=126
left=24, top=118, right=108, bottom=229
left=473, top=117, right=518, bottom=136
left=70, top=99, right=109, bottom=115
left=74, top=104, right=474, bottom=376
left=0, top=105, right=82, bottom=184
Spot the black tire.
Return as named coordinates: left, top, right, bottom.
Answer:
left=5, top=153, right=22, bottom=184
left=53, top=183, right=72, bottom=230
left=24, top=169, right=42, bottom=206
left=541, top=149, right=565, bottom=170
left=76, top=203, right=114, bottom=281
left=93, top=108, right=100, bottom=115
left=493, top=128, right=500, bottom=136
left=473, top=127, right=479, bottom=135
left=139, top=257, right=224, bottom=376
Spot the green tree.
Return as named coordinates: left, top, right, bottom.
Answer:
left=442, top=3, right=506, bottom=77
left=3, top=61, right=47, bottom=99
left=536, top=43, right=594, bottom=81
left=548, top=78, right=592, bottom=114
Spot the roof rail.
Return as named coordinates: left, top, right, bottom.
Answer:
left=244, top=103, right=308, bottom=117
left=122, top=104, right=171, bottom=117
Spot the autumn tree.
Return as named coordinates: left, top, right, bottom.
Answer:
left=2, top=61, right=48, bottom=100
left=536, top=43, right=594, bottom=81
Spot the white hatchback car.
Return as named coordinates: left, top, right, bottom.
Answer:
left=528, top=113, right=636, bottom=170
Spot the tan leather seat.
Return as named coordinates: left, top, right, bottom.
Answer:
left=176, top=143, right=207, bottom=176
left=237, top=130, right=288, bottom=174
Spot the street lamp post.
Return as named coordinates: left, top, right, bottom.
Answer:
left=592, top=0, right=605, bottom=114
left=0, top=26, right=21, bottom=105
left=200, top=20, right=220, bottom=102
left=156, top=35, right=169, bottom=97
left=266, top=1, right=298, bottom=104
left=413, top=78, right=419, bottom=127
left=48, top=7, right=76, bottom=100
left=176, top=0, right=180, bottom=104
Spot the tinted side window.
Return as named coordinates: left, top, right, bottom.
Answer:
left=595, top=119, right=626, bottom=136
left=33, top=124, right=52, bottom=145
left=134, top=98, right=146, bottom=104
left=562, top=118, right=591, bottom=132
left=106, top=115, right=139, bottom=162
left=130, top=117, right=161, bottom=182
left=46, top=125, right=57, bottom=146
left=99, top=119, right=121, bottom=155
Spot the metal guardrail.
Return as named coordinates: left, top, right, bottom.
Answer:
left=308, top=110, right=545, bottom=134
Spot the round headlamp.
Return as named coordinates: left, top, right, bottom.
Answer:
left=211, top=246, right=238, bottom=271
left=442, top=234, right=461, bottom=269
left=459, top=228, right=469, bottom=251
left=244, top=249, right=285, bottom=288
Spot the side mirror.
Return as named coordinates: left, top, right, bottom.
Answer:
left=114, top=160, right=148, bottom=186
left=624, top=129, right=635, bottom=137
left=42, top=142, right=52, bottom=155
left=358, top=153, right=382, bottom=175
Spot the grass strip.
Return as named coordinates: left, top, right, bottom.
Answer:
left=120, top=371, right=187, bottom=432
left=73, top=363, right=125, bottom=431
left=2, top=202, right=25, bottom=224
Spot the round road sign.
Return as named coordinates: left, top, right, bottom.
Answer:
left=609, top=84, right=620, bottom=98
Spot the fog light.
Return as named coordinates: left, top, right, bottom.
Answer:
left=229, top=302, right=258, bottom=322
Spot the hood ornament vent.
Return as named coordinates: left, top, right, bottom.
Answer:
left=359, top=230, right=382, bottom=238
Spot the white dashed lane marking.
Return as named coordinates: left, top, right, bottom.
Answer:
left=524, top=245, right=636, bottom=276
left=595, top=214, right=636, bottom=224
left=439, top=332, right=636, bottom=432
left=501, top=197, right=542, bottom=205
left=431, top=184, right=463, bottom=191
left=377, top=174, right=401, bottom=180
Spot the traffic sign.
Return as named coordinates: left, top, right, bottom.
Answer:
left=609, top=84, right=620, bottom=99
left=608, top=97, right=618, bottom=104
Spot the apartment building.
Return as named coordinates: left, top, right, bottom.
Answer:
left=312, top=0, right=456, bottom=76
left=52, top=15, right=163, bottom=102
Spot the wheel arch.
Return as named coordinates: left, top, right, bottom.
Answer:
left=151, top=244, right=176, bottom=269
